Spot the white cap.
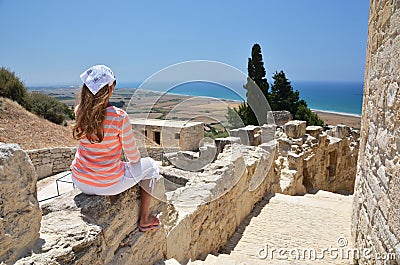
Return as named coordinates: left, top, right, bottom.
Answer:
left=80, top=65, right=115, bottom=95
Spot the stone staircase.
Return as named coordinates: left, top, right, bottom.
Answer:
left=164, top=191, right=354, bottom=265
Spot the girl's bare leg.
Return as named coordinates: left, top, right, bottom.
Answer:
left=139, top=180, right=158, bottom=226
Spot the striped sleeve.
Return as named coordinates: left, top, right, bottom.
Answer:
left=120, top=113, right=140, bottom=163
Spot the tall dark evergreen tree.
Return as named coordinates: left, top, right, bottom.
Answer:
left=269, top=71, right=299, bottom=114
left=232, top=43, right=269, bottom=126
left=270, top=70, right=324, bottom=126
left=226, top=44, right=323, bottom=128
left=246, top=43, right=269, bottom=99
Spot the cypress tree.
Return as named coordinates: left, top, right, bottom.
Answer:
left=246, top=43, right=269, bottom=99
left=238, top=44, right=269, bottom=126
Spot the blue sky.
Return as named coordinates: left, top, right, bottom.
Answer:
left=0, top=1, right=370, bottom=86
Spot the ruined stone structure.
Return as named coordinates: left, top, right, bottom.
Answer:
left=131, top=118, right=204, bottom=151
left=0, top=143, right=41, bottom=264
left=230, top=121, right=359, bottom=195
left=267, top=110, right=293, bottom=126
left=352, top=0, right=400, bottom=263
left=2, top=114, right=362, bottom=265
left=10, top=140, right=280, bottom=264
left=3, top=1, right=399, bottom=263
left=27, top=147, right=77, bottom=180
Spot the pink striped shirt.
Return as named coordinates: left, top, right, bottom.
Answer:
left=71, top=106, right=140, bottom=187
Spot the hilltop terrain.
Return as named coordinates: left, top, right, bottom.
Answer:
left=0, top=97, right=78, bottom=150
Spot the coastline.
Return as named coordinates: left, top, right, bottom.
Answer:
left=41, top=86, right=362, bottom=129
left=311, top=109, right=361, bottom=118
left=312, top=110, right=361, bottom=129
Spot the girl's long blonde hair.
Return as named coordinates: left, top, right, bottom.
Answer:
left=73, top=84, right=111, bottom=143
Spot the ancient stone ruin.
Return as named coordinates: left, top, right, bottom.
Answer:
left=352, top=0, right=400, bottom=263
left=0, top=117, right=361, bottom=264
left=1, top=1, right=399, bottom=264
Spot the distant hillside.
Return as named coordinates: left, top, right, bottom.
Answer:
left=0, top=97, right=78, bottom=150
left=0, top=97, right=159, bottom=150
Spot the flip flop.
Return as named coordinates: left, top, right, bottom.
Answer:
left=138, top=216, right=161, bottom=232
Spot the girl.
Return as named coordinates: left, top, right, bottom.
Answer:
left=70, top=65, right=161, bottom=232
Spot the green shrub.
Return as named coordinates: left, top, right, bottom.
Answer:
left=0, top=67, right=31, bottom=110
left=294, top=100, right=324, bottom=126
left=29, top=92, right=70, bottom=125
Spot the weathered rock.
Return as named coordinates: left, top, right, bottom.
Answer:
left=164, top=143, right=279, bottom=262
left=267, top=110, right=293, bottom=126
left=16, top=185, right=171, bottom=265
left=0, top=143, right=41, bottom=264
left=215, top=137, right=240, bottom=155
left=260, top=124, right=276, bottom=143
left=283, top=120, right=306, bottom=138
left=229, top=126, right=260, bottom=146
left=327, top=124, right=352, bottom=139
left=352, top=1, right=400, bottom=264
left=27, top=147, right=77, bottom=180
left=165, top=145, right=217, bottom=172
left=306, top=125, right=323, bottom=138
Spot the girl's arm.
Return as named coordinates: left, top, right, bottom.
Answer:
left=120, top=114, right=140, bottom=163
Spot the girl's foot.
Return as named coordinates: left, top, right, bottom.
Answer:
left=138, top=215, right=160, bottom=232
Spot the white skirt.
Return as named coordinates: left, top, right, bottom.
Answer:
left=72, top=157, right=161, bottom=196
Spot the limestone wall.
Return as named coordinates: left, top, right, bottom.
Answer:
left=0, top=143, right=41, bottom=264
left=14, top=141, right=279, bottom=264
left=267, top=110, right=293, bottom=126
left=352, top=0, right=400, bottom=263
left=133, top=122, right=204, bottom=151
left=231, top=121, right=360, bottom=194
left=27, top=146, right=177, bottom=181
left=162, top=143, right=280, bottom=262
left=179, top=124, right=204, bottom=151
left=27, top=147, right=77, bottom=180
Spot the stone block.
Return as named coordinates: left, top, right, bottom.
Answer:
left=283, top=120, right=306, bottom=138
left=267, top=110, right=293, bottom=126
left=278, top=138, right=292, bottom=156
left=35, top=163, right=53, bottom=180
left=306, top=126, right=323, bottom=138
left=0, top=143, right=41, bottom=264
left=17, top=186, right=169, bottom=265
left=260, top=124, right=276, bottom=143
left=215, top=137, right=240, bottom=154
left=334, top=124, right=351, bottom=139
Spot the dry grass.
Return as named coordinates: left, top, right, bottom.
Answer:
left=0, top=97, right=78, bottom=150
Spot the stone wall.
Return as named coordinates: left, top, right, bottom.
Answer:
left=267, top=110, right=293, bottom=126
left=232, top=121, right=360, bottom=195
left=179, top=124, right=204, bottom=151
left=162, top=143, right=280, bottom=262
left=15, top=186, right=168, bottom=265
left=0, top=143, right=41, bottom=264
left=7, top=117, right=361, bottom=264
left=27, top=146, right=175, bottom=181
left=132, top=121, right=204, bottom=151
left=26, top=147, right=77, bottom=180
left=352, top=0, right=400, bottom=264
left=138, top=146, right=181, bottom=161
left=13, top=141, right=279, bottom=264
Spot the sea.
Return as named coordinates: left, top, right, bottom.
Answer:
left=29, top=80, right=364, bottom=116
left=118, top=80, right=364, bottom=116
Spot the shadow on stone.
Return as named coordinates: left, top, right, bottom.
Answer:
left=219, top=193, right=275, bottom=255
